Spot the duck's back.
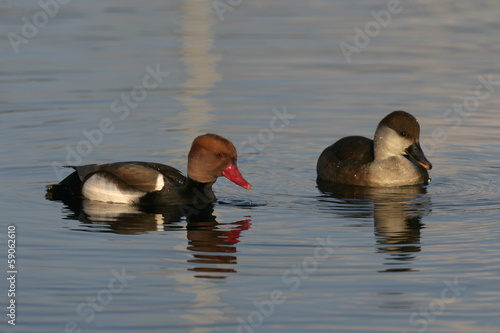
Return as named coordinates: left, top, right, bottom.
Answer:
left=79, top=162, right=184, bottom=187
left=316, top=136, right=374, bottom=185
left=47, top=162, right=188, bottom=204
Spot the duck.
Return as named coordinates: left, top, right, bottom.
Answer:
left=316, top=111, right=432, bottom=187
left=46, top=133, right=251, bottom=206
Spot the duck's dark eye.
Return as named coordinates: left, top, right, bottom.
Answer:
left=401, top=132, right=406, bottom=137
left=217, top=153, right=223, bottom=158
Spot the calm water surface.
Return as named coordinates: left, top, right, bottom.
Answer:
left=1, top=1, right=500, bottom=332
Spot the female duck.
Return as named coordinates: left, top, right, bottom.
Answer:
left=47, top=133, right=251, bottom=205
left=316, top=111, right=432, bottom=187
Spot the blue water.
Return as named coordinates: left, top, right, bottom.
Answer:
left=1, top=1, right=500, bottom=332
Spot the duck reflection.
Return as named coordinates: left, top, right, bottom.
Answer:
left=186, top=218, right=250, bottom=278
left=46, top=192, right=251, bottom=279
left=317, top=180, right=431, bottom=273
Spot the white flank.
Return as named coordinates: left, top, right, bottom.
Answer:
left=155, top=174, right=165, bottom=191
left=82, top=174, right=143, bottom=204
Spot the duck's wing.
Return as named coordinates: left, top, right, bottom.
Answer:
left=70, top=162, right=186, bottom=204
left=331, top=136, right=374, bottom=162
left=317, top=136, right=374, bottom=184
left=75, top=162, right=185, bottom=192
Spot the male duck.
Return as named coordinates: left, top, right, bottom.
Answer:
left=316, top=111, right=432, bottom=186
left=47, top=133, right=251, bottom=205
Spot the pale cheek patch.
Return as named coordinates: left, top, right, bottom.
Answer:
left=82, top=173, right=144, bottom=204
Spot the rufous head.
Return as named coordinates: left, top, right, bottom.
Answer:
left=187, top=133, right=251, bottom=189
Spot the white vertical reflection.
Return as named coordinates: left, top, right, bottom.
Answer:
left=168, top=4, right=228, bottom=328
left=171, top=239, right=229, bottom=333
left=176, top=0, right=222, bottom=138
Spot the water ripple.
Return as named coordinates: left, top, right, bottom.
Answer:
left=429, top=166, right=500, bottom=215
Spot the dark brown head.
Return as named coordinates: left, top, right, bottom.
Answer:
left=187, top=134, right=251, bottom=189
left=378, top=111, right=421, bottom=141
left=374, top=111, right=432, bottom=170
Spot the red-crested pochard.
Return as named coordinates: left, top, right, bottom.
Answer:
left=47, top=133, right=251, bottom=205
left=317, top=111, right=432, bottom=186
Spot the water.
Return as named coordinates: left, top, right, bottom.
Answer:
left=1, top=1, right=500, bottom=332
